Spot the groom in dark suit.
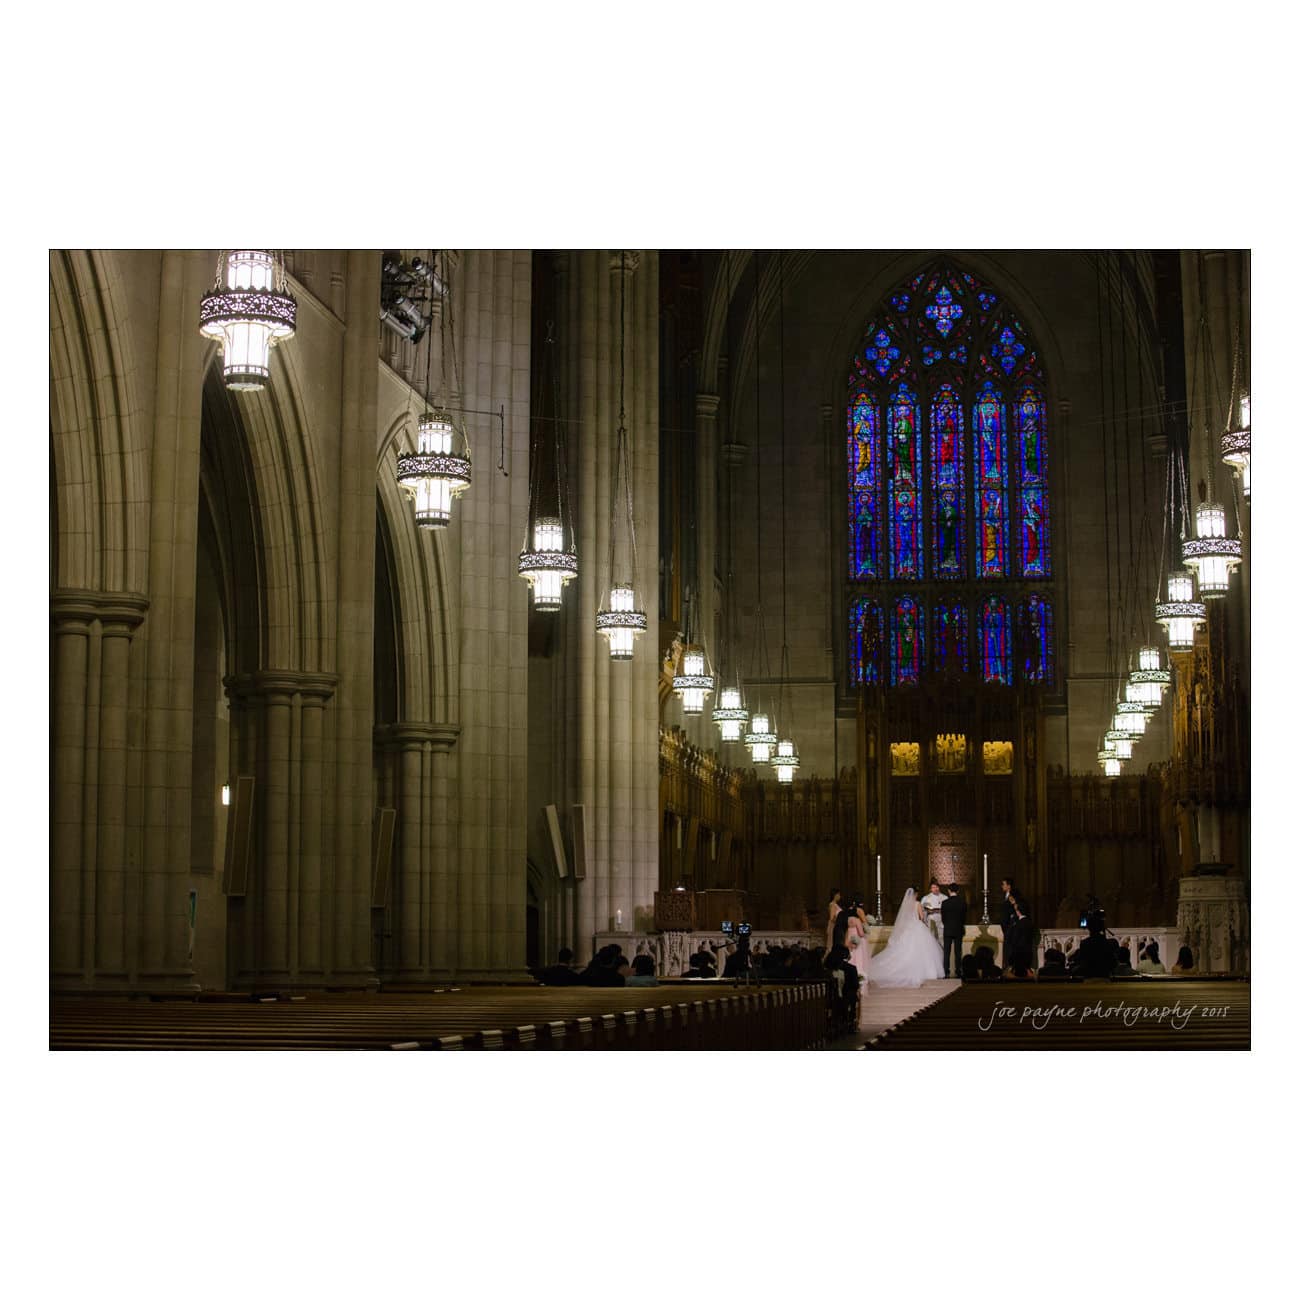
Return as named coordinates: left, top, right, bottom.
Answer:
left=940, top=884, right=967, bottom=978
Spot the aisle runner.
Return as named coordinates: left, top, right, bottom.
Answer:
left=831, top=978, right=960, bottom=1050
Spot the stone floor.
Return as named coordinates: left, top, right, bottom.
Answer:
left=827, top=977, right=963, bottom=1050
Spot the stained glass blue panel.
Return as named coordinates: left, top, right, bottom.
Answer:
left=1019, top=594, right=1053, bottom=685
left=979, top=596, right=1012, bottom=685
left=925, top=285, right=964, bottom=338
left=887, top=384, right=922, bottom=580
left=847, top=390, right=880, bottom=578
left=930, top=383, right=965, bottom=579
left=890, top=293, right=911, bottom=313
left=1015, top=386, right=1051, bottom=577
left=933, top=601, right=968, bottom=674
left=890, top=595, right=923, bottom=686
left=865, top=328, right=900, bottom=377
left=973, top=379, right=1007, bottom=577
left=849, top=597, right=883, bottom=686
left=990, top=323, right=1027, bottom=374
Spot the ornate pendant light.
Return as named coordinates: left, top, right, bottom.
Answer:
left=1104, top=730, right=1134, bottom=761
left=396, top=252, right=473, bottom=530
left=519, top=323, right=577, bottom=608
left=1221, top=394, right=1250, bottom=501
left=672, top=632, right=716, bottom=715
left=397, top=407, right=472, bottom=529
left=773, top=737, right=800, bottom=783
left=712, top=685, right=749, bottom=742
left=596, top=252, right=647, bottom=659
left=1156, top=573, right=1206, bottom=650
left=1127, top=645, right=1171, bottom=707
left=1181, top=501, right=1241, bottom=598
left=744, top=710, right=777, bottom=764
left=199, top=250, right=296, bottom=390
left=1097, top=749, right=1123, bottom=778
left=1114, top=700, right=1149, bottom=736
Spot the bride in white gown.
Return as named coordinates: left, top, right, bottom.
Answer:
left=868, top=888, right=946, bottom=988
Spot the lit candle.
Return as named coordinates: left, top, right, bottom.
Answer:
left=876, top=854, right=881, bottom=892
left=983, top=853, right=988, bottom=892
left=615, top=908, right=623, bottom=930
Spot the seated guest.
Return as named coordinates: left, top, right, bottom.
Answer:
left=625, top=954, right=657, bottom=986
left=536, top=946, right=583, bottom=985
left=1037, top=948, right=1069, bottom=980
left=1169, top=944, right=1198, bottom=976
left=1070, top=923, right=1117, bottom=979
left=823, top=942, right=860, bottom=1010
left=960, top=953, right=980, bottom=981
left=681, top=952, right=713, bottom=979
left=1113, top=946, right=1138, bottom=978
left=973, top=945, right=1002, bottom=981
left=1138, top=941, right=1166, bottom=975
left=583, top=944, right=627, bottom=986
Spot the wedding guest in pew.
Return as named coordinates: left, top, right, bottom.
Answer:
left=1113, top=946, right=1139, bottom=978
left=583, top=944, right=627, bottom=986
left=1138, top=942, right=1166, bottom=975
left=682, top=952, right=716, bottom=979
left=536, top=947, right=583, bottom=986
left=1037, top=947, right=1070, bottom=981
left=1169, top=945, right=1198, bottom=976
left=960, top=953, right=980, bottom=981
left=972, top=945, right=1003, bottom=981
left=625, top=954, right=658, bottom=987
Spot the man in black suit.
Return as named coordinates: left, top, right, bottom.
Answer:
left=940, top=883, right=967, bottom=978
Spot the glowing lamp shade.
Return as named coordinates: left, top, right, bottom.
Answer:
left=221, top=783, right=231, bottom=806
left=596, top=585, right=647, bottom=659
left=1100, top=754, right=1122, bottom=778
left=1156, top=573, right=1207, bottom=650
left=518, top=517, right=577, bottom=610
left=396, top=410, right=472, bottom=529
left=1127, top=647, right=1170, bottom=709
left=672, top=644, right=715, bottom=715
left=199, top=250, right=296, bottom=390
left=711, top=686, right=750, bottom=742
left=745, top=712, right=777, bottom=764
left=773, top=738, right=800, bottom=783
left=1181, top=502, right=1241, bottom=598
left=1115, top=701, right=1149, bottom=736
left=1221, top=393, right=1250, bottom=500
left=1104, top=730, right=1133, bottom=760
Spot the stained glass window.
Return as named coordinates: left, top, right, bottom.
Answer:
left=890, top=595, right=923, bottom=686
left=933, top=602, right=968, bottom=674
left=845, top=259, right=1052, bottom=692
left=973, top=379, right=1007, bottom=578
left=1019, top=594, right=1054, bottom=684
left=979, top=596, right=1012, bottom=684
left=847, top=389, right=880, bottom=579
left=930, top=383, right=965, bottom=579
left=1015, top=385, right=1051, bottom=577
left=887, top=384, right=922, bottom=581
left=849, top=596, right=884, bottom=686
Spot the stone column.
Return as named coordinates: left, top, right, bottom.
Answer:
left=332, top=250, right=382, bottom=984
left=562, top=251, right=660, bottom=957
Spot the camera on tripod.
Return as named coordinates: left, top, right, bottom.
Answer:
left=1078, top=895, right=1107, bottom=933
left=720, top=920, right=751, bottom=940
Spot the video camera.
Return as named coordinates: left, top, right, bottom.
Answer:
left=720, top=920, right=751, bottom=939
left=1078, top=895, right=1107, bottom=934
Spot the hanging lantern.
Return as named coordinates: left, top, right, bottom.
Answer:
left=518, top=517, right=577, bottom=611
left=712, top=685, right=750, bottom=743
left=672, top=643, right=716, bottom=715
left=1097, top=749, right=1123, bottom=778
left=773, top=737, right=800, bottom=783
left=1114, top=701, right=1149, bottom=736
left=1221, top=393, right=1251, bottom=501
left=1181, top=502, right=1241, bottom=598
left=1104, top=730, right=1134, bottom=760
left=1126, top=645, right=1170, bottom=708
left=199, top=250, right=297, bottom=390
left=596, top=585, right=647, bottom=660
left=745, top=711, right=777, bottom=764
left=1155, top=573, right=1206, bottom=650
left=396, top=409, right=472, bottom=529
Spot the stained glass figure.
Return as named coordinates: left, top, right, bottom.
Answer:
left=1019, top=594, right=1053, bottom=684
left=888, top=384, right=921, bottom=580
left=891, top=595, right=923, bottom=686
left=849, top=596, right=884, bottom=686
left=973, top=380, right=1007, bottom=577
left=930, top=383, right=965, bottom=579
left=933, top=601, right=968, bottom=674
left=979, top=595, right=1012, bottom=684
left=847, top=390, right=880, bottom=578
left=1015, top=386, right=1051, bottom=577
left=925, top=285, right=964, bottom=338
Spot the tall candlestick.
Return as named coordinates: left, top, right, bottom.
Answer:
left=876, top=854, right=881, bottom=892
left=983, top=852, right=988, bottom=892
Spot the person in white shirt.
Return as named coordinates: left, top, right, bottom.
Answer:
left=921, top=879, right=945, bottom=941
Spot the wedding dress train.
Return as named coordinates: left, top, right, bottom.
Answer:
left=868, top=888, right=945, bottom=988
